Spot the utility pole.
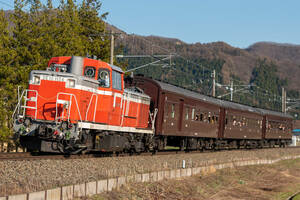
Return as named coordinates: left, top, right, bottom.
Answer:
left=282, top=87, right=286, bottom=113
left=110, top=30, right=114, bottom=65
left=230, top=81, right=233, bottom=101
left=284, top=89, right=287, bottom=113
left=212, top=70, right=216, bottom=97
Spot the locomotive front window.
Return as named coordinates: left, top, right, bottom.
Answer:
left=112, top=70, right=122, bottom=90
left=84, top=66, right=96, bottom=78
left=98, top=69, right=110, bottom=88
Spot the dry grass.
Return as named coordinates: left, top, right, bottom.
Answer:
left=92, top=158, right=300, bottom=200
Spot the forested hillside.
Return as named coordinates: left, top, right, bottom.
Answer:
left=112, top=33, right=299, bottom=112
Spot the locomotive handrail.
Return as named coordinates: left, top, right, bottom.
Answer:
left=12, top=90, right=25, bottom=120
left=12, top=89, right=38, bottom=120
left=149, top=108, right=158, bottom=130
left=55, top=93, right=82, bottom=128
left=85, top=93, right=98, bottom=122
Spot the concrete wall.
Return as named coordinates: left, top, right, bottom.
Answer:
left=2, top=155, right=300, bottom=200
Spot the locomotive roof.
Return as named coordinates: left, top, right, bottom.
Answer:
left=109, top=64, right=123, bottom=73
left=150, top=79, right=292, bottom=118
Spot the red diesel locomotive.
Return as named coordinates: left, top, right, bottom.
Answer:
left=12, top=56, right=293, bottom=154
left=13, top=56, right=154, bottom=153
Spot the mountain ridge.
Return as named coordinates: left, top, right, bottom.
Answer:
left=108, top=24, right=300, bottom=91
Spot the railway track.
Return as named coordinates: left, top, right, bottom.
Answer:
left=1, top=146, right=298, bottom=161
left=0, top=152, right=98, bottom=161
left=0, top=150, right=198, bottom=161
left=287, top=192, right=300, bottom=200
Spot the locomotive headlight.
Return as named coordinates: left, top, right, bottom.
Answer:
left=67, top=79, right=75, bottom=88
left=33, top=76, right=40, bottom=84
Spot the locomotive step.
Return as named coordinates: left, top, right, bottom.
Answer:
left=21, top=106, right=36, bottom=109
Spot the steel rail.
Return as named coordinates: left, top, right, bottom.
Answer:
left=0, top=146, right=299, bottom=161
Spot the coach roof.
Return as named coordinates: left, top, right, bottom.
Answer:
left=152, top=79, right=290, bottom=116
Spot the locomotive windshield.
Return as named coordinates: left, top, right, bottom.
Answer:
left=98, top=69, right=110, bottom=87
left=84, top=66, right=96, bottom=78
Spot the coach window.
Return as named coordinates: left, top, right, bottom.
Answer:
left=112, top=70, right=122, bottom=90
left=200, top=113, right=204, bottom=121
left=164, top=104, right=169, bottom=118
left=191, top=108, right=195, bottom=120
left=171, top=104, right=175, bottom=118
left=212, top=115, right=216, bottom=124
left=208, top=112, right=212, bottom=123
left=84, top=66, right=96, bottom=78
left=232, top=116, right=237, bottom=126
left=98, top=69, right=110, bottom=88
left=204, top=113, right=208, bottom=123
left=185, top=108, right=189, bottom=120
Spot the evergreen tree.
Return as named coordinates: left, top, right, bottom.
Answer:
left=250, top=58, right=287, bottom=95
left=78, top=0, right=110, bottom=61
left=55, top=0, right=85, bottom=56
left=250, top=58, right=287, bottom=110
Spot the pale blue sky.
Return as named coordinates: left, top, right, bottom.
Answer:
left=0, top=0, right=299, bottom=48
left=101, top=0, right=300, bottom=48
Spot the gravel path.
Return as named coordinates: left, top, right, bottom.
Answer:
left=1, top=148, right=300, bottom=196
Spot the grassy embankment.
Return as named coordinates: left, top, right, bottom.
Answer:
left=90, top=158, right=300, bottom=200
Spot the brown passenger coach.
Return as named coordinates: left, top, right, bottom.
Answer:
left=127, top=75, right=293, bottom=151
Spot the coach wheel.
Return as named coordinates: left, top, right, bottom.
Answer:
left=180, top=139, right=186, bottom=151
left=157, top=138, right=165, bottom=151
left=197, top=140, right=204, bottom=152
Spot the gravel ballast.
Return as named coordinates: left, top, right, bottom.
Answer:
left=1, top=148, right=300, bottom=196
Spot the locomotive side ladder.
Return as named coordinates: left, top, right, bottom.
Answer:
left=12, top=89, right=38, bottom=120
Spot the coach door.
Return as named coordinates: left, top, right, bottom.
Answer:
left=262, top=115, right=267, bottom=139
left=218, top=107, right=226, bottom=138
left=178, top=99, right=184, bottom=131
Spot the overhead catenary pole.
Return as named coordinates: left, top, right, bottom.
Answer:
left=110, top=31, right=114, bottom=65
left=282, top=87, right=287, bottom=113
left=282, top=87, right=286, bottom=113
left=285, top=89, right=287, bottom=113
left=212, top=70, right=216, bottom=97
left=230, top=81, right=233, bottom=101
